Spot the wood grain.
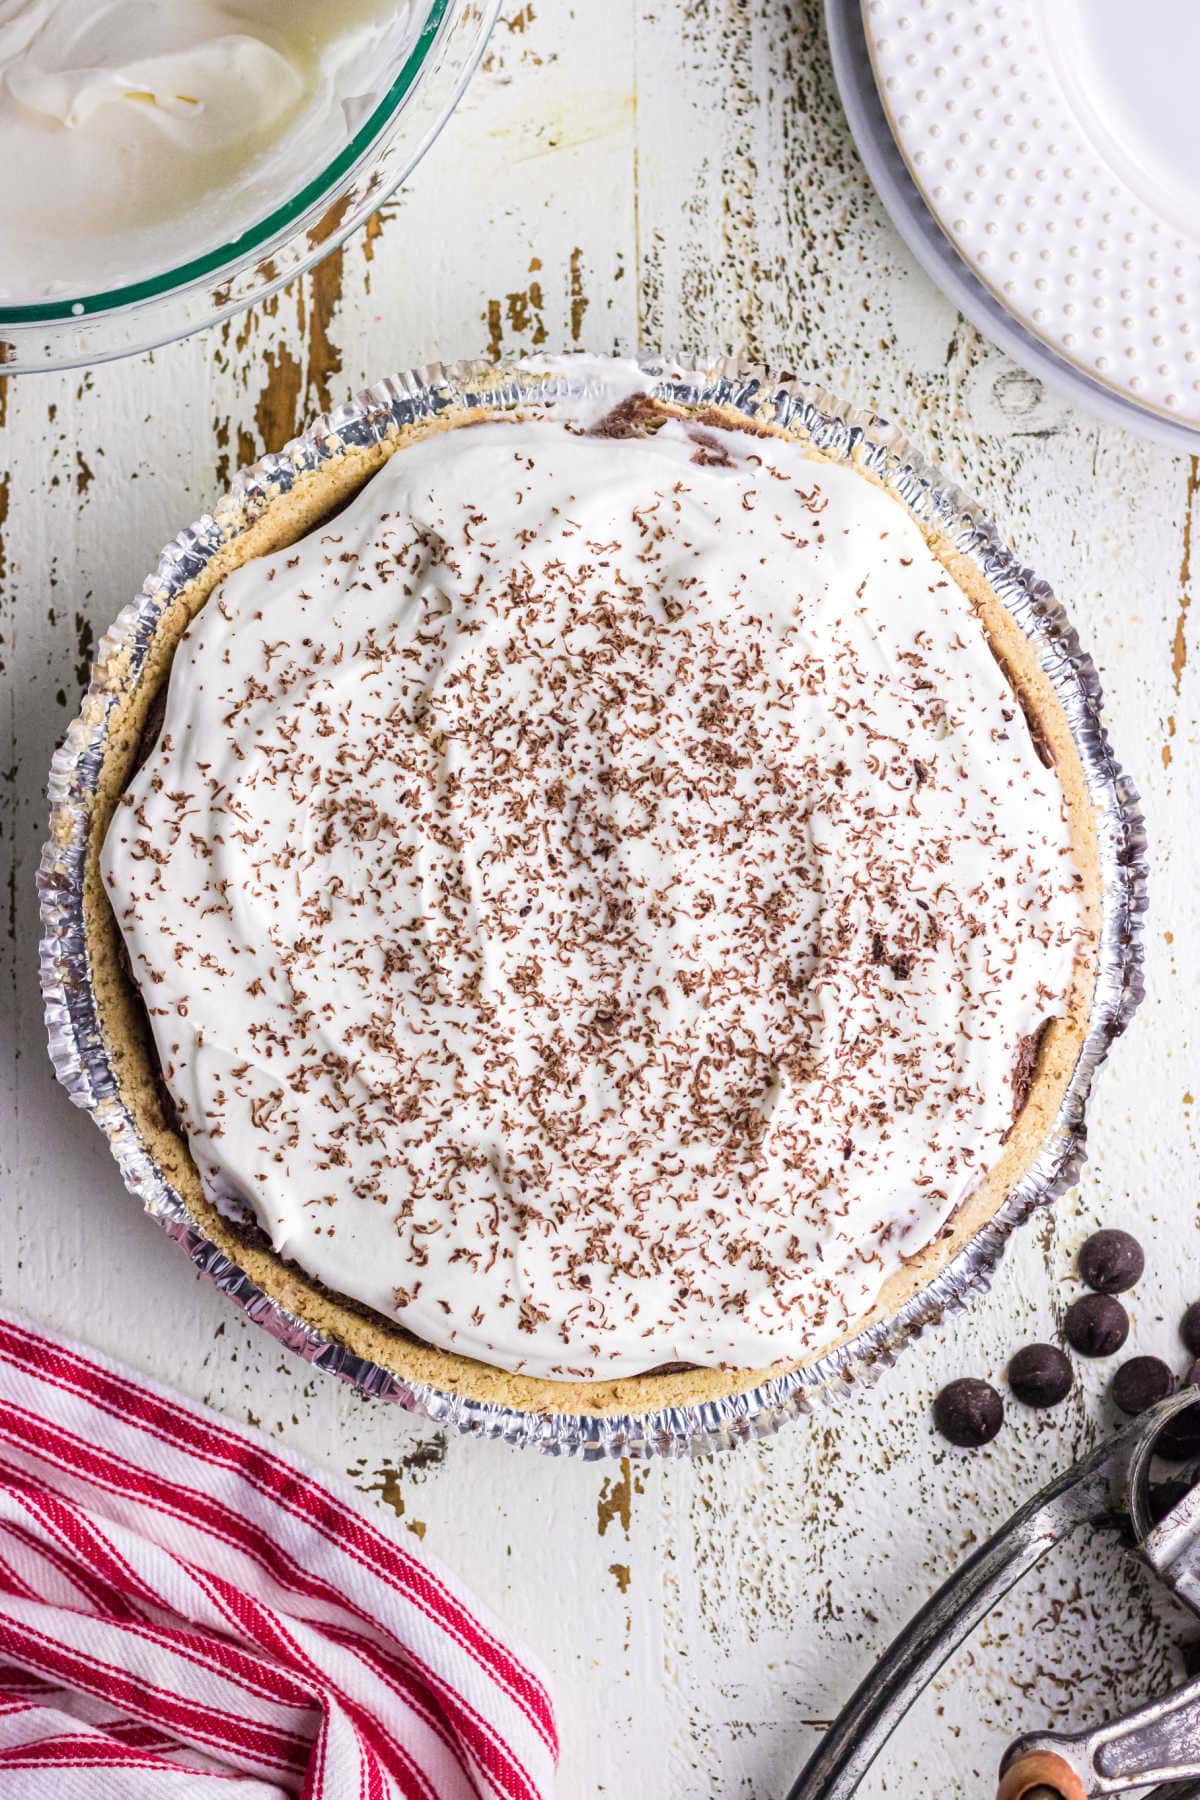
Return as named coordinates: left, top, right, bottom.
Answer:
left=1, top=4, right=1198, bottom=1795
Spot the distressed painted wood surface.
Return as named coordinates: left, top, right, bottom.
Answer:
left=1, top=4, right=1198, bottom=1794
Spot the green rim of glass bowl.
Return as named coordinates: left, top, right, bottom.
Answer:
left=0, top=0, right=451, bottom=325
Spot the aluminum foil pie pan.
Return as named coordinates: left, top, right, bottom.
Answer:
left=38, top=354, right=1148, bottom=1460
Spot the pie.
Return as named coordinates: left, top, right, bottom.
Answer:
left=87, top=370, right=1100, bottom=1416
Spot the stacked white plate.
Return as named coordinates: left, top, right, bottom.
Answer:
left=827, top=0, right=1200, bottom=450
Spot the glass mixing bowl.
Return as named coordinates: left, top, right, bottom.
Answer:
left=0, top=0, right=498, bottom=374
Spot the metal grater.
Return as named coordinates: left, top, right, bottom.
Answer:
left=789, top=1389, right=1200, bottom=1799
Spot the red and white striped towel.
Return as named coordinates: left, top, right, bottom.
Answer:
left=0, top=1309, right=556, bottom=1798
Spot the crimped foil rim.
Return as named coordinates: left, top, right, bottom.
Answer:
left=37, top=354, right=1148, bottom=1460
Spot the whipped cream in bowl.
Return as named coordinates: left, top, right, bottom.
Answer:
left=0, top=0, right=498, bottom=367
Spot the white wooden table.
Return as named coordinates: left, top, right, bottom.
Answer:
left=2, top=5, right=1198, bottom=1794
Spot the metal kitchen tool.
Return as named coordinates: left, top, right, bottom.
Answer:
left=789, top=1389, right=1200, bottom=1799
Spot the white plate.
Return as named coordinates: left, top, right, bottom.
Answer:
left=824, top=0, right=1200, bottom=449
left=860, top=0, right=1200, bottom=433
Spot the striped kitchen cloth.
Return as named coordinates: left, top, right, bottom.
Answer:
left=0, top=1308, right=556, bottom=1798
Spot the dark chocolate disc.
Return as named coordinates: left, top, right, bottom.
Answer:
left=1007, top=1343, right=1073, bottom=1409
left=1063, top=1292, right=1129, bottom=1357
left=933, top=1378, right=1004, bottom=1448
left=1111, top=1355, right=1175, bottom=1417
left=1078, top=1229, right=1144, bottom=1295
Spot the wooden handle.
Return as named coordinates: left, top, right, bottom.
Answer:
left=997, top=1750, right=1088, bottom=1800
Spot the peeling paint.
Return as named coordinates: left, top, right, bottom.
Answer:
left=213, top=415, right=232, bottom=492
left=362, top=1466, right=406, bottom=1518
left=569, top=245, right=589, bottom=343
left=1175, top=459, right=1200, bottom=691
left=485, top=251, right=611, bottom=362
left=254, top=347, right=303, bottom=455
left=598, top=1457, right=633, bottom=1538
left=351, top=1436, right=448, bottom=1521
left=73, top=610, right=94, bottom=691
left=1168, top=456, right=1200, bottom=755
left=362, top=212, right=386, bottom=263
left=302, top=247, right=345, bottom=419
left=1164, top=455, right=1200, bottom=764
left=361, top=209, right=388, bottom=292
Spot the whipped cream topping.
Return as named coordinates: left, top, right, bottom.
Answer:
left=102, top=395, right=1087, bottom=1381
left=0, top=0, right=414, bottom=302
